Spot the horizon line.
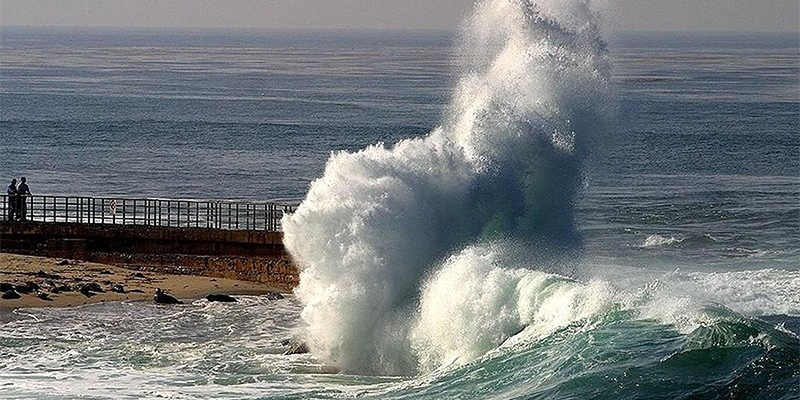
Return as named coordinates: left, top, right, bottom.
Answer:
left=1, top=25, right=799, bottom=35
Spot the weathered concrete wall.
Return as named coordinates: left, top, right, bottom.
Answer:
left=1, top=222, right=284, bottom=256
left=0, top=221, right=298, bottom=288
left=90, top=253, right=299, bottom=289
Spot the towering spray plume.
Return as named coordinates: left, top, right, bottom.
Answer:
left=283, top=0, right=612, bottom=375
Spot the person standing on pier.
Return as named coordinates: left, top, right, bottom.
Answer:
left=16, top=177, right=31, bottom=221
left=6, top=179, right=17, bottom=221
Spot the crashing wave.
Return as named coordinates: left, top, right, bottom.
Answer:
left=283, top=0, right=613, bottom=375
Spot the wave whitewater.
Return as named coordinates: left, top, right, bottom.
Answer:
left=283, top=0, right=611, bottom=375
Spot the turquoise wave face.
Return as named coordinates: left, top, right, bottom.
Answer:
left=369, top=306, right=799, bottom=400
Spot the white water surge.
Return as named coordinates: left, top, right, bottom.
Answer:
left=283, top=0, right=613, bottom=375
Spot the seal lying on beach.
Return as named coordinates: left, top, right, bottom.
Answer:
left=154, top=288, right=182, bottom=304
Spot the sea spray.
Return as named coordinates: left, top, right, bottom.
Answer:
left=411, top=244, right=615, bottom=373
left=283, top=0, right=612, bottom=375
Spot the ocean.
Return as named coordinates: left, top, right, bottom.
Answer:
left=1, top=0, right=799, bottom=398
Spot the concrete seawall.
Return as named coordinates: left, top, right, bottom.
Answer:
left=0, top=222, right=298, bottom=289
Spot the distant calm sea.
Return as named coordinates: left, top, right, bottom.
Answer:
left=0, top=27, right=798, bottom=399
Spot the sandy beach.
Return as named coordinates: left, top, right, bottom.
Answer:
left=0, top=253, right=288, bottom=310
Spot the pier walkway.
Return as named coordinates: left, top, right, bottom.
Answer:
left=0, top=195, right=300, bottom=287
left=1, top=194, right=297, bottom=231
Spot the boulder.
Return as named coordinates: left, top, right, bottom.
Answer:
left=2, top=290, right=21, bottom=300
left=41, top=280, right=59, bottom=293
left=76, top=282, right=104, bottom=296
left=36, top=270, right=61, bottom=280
left=55, top=285, right=73, bottom=293
left=14, top=283, right=36, bottom=294
left=111, top=284, right=126, bottom=293
left=36, top=291, right=52, bottom=301
left=265, top=292, right=285, bottom=301
left=154, top=288, right=182, bottom=304
left=206, top=294, right=237, bottom=303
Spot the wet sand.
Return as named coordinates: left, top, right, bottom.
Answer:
left=0, top=253, right=287, bottom=310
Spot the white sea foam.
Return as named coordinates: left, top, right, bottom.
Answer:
left=641, top=234, right=683, bottom=247
left=411, top=244, right=615, bottom=372
left=679, top=269, right=800, bottom=317
left=283, top=0, right=612, bottom=375
left=614, top=266, right=800, bottom=337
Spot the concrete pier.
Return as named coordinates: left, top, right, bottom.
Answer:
left=0, top=221, right=299, bottom=289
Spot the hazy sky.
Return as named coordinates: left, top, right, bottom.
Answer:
left=1, top=0, right=798, bottom=32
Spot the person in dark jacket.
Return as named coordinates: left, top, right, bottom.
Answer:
left=6, top=179, right=17, bottom=221
left=16, top=177, right=31, bottom=221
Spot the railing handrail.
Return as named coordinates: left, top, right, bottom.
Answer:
left=0, top=193, right=300, bottom=207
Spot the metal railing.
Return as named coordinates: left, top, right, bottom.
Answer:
left=0, top=195, right=297, bottom=231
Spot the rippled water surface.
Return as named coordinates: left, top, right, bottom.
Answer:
left=0, top=26, right=798, bottom=400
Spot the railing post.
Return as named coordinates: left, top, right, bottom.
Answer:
left=270, top=203, right=276, bottom=231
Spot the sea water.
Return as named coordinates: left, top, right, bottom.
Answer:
left=1, top=0, right=798, bottom=398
